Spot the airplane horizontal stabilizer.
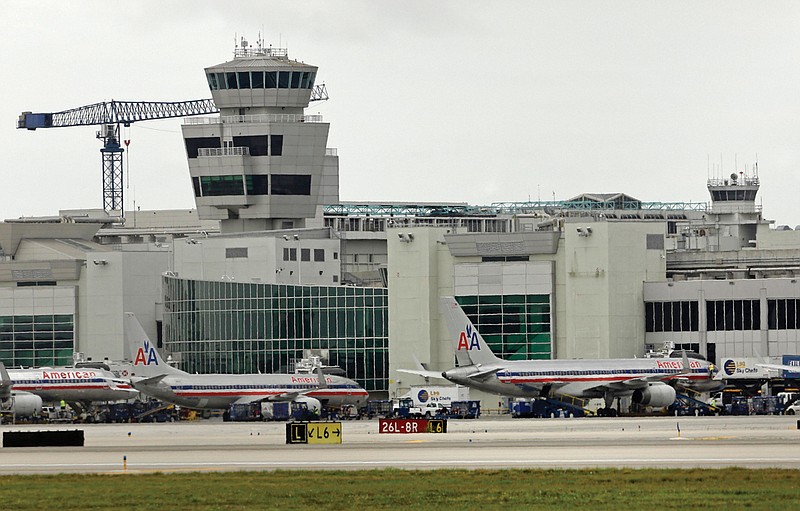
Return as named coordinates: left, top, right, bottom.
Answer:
left=397, top=368, right=447, bottom=380
left=134, top=374, right=168, bottom=386
left=470, top=366, right=504, bottom=380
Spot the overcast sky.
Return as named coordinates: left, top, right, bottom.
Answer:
left=3, top=1, right=799, bottom=225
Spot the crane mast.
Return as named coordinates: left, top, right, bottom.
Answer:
left=17, top=99, right=219, bottom=215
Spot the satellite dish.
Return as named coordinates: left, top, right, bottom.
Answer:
left=730, top=173, right=738, bottom=181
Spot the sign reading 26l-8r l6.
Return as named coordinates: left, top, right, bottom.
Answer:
left=379, top=419, right=447, bottom=434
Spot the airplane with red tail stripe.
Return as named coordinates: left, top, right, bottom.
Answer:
left=125, top=312, right=368, bottom=411
left=399, top=297, right=721, bottom=416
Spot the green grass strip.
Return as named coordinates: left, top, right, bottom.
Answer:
left=1, top=468, right=798, bottom=510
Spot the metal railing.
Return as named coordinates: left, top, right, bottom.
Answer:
left=197, top=147, right=250, bottom=157
left=185, top=113, right=323, bottom=125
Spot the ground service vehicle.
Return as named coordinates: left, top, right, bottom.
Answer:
left=339, top=404, right=361, bottom=420
left=225, top=403, right=263, bottom=421
left=510, top=398, right=586, bottom=418
left=446, top=400, right=481, bottom=419
left=668, top=394, right=719, bottom=416
left=785, top=402, right=800, bottom=415
left=261, top=402, right=292, bottom=421
left=730, top=396, right=784, bottom=415
left=367, top=400, right=391, bottom=418
left=406, top=385, right=469, bottom=409
left=392, top=397, right=425, bottom=418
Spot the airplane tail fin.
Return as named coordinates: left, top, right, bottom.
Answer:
left=316, top=367, right=328, bottom=389
left=124, top=312, right=184, bottom=378
left=439, top=297, right=503, bottom=367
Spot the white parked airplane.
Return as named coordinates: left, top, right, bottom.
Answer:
left=1, top=361, right=137, bottom=405
left=124, top=312, right=369, bottom=411
left=400, top=297, right=720, bottom=416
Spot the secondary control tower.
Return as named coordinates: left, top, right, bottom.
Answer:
left=182, top=37, right=338, bottom=232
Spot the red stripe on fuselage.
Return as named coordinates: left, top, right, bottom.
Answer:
left=172, top=389, right=368, bottom=398
left=500, top=375, right=710, bottom=384
left=13, top=384, right=111, bottom=391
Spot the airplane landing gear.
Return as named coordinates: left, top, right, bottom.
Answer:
left=597, top=392, right=619, bottom=417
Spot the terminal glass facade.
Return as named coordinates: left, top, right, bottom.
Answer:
left=163, top=277, right=388, bottom=392
left=0, top=314, right=74, bottom=367
left=455, top=294, right=552, bottom=360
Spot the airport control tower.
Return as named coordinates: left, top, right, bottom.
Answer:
left=182, top=37, right=338, bottom=233
left=704, top=167, right=762, bottom=251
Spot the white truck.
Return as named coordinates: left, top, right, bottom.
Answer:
left=405, top=385, right=470, bottom=410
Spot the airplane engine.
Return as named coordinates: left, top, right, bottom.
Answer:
left=9, top=392, right=43, bottom=417
left=632, top=383, right=676, bottom=407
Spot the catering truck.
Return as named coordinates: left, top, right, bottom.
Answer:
left=405, top=385, right=470, bottom=410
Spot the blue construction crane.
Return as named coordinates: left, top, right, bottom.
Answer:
left=17, top=99, right=219, bottom=214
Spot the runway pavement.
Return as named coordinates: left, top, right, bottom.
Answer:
left=1, top=415, right=799, bottom=474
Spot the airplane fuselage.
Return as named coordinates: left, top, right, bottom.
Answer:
left=7, top=367, right=137, bottom=403
left=443, top=357, right=719, bottom=399
left=133, top=373, right=369, bottom=410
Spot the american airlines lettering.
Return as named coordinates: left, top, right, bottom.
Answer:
left=457, top=324, right=480, bottom=351
left=41, top=370, right=98, bottom=379
left=134, top=339, right=160, bottom=366
left=656, top=360, right=701, bottom=369
left=290, top=376, right=333, bottom=384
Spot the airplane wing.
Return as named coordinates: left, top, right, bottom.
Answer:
left=235, top=386, right=325, bottom=404
left=236, top=367, right=332, bottom=404
left=233, top=391, right=310, bottom=404
left=557, top=351, right=693, bottom=395
left=555, top=377, right=664, bottom=397
left=758, top=363, right=800, bottom=373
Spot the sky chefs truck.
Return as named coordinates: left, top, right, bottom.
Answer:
left=405, top=386, right=470, bottom=409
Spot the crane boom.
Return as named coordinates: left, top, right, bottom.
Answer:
left=17, top=99, right=218, bottom=130
left=17, top=99, right=219, bottom=214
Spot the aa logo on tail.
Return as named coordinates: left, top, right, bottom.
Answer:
left=134, top=340, right=159, bottom=366
left=457, top=324, right=481, bottom=351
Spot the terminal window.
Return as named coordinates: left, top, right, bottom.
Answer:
left=271, top=175, right=311, bottom=195
left=185, top=136, right=221, bottom=159
left=645, top=301, right=699, bottom=332
left=162, top=279, right=388, bottom=391
left=200, top=175, right=244, bottom=196
left=768, top=299, right=800, bottom=330
left=233, top=135, right=268, bottom=157
left=270, top=135, right=283, bottom=156
left=706, top=299, right=760, bottom=331
left=0, top=314, right=74, bottom=367
left=245, top=175, right=268, bottom=195
left=455, top=294, right=551, bottom=360
left=207, top=71, right=316, bottom=91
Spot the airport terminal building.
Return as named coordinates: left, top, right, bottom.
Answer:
left=3, top=41, right=800, bottom=401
